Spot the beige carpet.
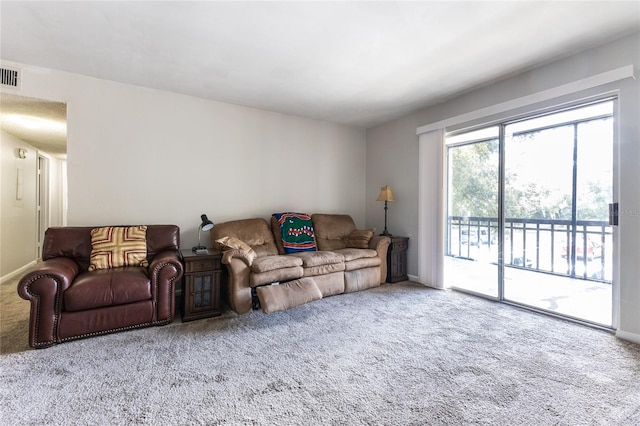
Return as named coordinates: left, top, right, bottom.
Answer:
left=1, top=275, right=640, bottom=425
left=1, top=274, right=31, bottom=354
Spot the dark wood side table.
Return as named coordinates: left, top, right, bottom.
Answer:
left=386, top=236, right=409, bottom=283
left=179, top=249, right=223, bottom=321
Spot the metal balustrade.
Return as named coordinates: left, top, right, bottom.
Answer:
left=447, top=216, right=612, bottom=283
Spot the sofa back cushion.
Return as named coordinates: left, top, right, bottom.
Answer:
left=346, top=228, right=376, bottom=249
left=42, top=225, right=180, bottom=272
left=311, top=214, right=357, bottom=251
left=210, top=218, right=278, bottom=258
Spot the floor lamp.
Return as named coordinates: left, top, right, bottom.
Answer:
left=376, top=185, right=395, bottom=236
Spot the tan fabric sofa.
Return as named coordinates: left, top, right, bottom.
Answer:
left=210, top=214, right=391, bottom=314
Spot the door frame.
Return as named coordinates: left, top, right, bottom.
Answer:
left=36, top=153, right=50, bottom=259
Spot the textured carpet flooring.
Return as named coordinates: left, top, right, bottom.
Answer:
left=1, top=279, right=640, bottom=425
left=1, top=274, right=31, bottom=355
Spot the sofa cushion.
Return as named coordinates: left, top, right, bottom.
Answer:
left=272, top=212, right=317, bottom=254
left=290, top=251, right=345, bottom=276
left=334, top=248, right=378, bottom=262
left=343, top=256, right=381, bottom=271
left=289, top=251, right=344, bottom=267
left=346, top=229, right=376, bottom=249
left=88, top=226, right=149, bottom=271
left=301, top=262, right=345, bottom=276
left=256, top=278, right=322, bottom=314
left=251, top=255, right=303, bottom=273
left=215, top=236, right=257, bottom=262
left=64, top=267, right=151, bottom=311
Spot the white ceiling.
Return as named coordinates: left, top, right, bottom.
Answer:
left=1, top=1, right=639, bottom=148
left=0, top=93, right=67, bottom=155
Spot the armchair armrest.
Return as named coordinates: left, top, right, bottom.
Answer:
left=18, top=257, right=79, bottom=301
left=149, top=250, right=184, bottom=280
left=17, top=257, right=79, bottom=348
left=148, top=250, right=183, bottom=322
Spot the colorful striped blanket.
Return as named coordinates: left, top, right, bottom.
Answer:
left=272, top=212, right=317, bottom=254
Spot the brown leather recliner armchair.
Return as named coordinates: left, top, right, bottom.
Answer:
left=17, top=225, right=184, bottom=348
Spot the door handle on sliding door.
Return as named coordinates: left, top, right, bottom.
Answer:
left=609, top=203, right=619, bottom=226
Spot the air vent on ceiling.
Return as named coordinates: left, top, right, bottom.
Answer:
left=1, top=66, right=21, bottom=89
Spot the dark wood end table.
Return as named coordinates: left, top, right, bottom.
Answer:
left=179, top=249, right=223, bottom=321
left=386, top=236, right=409, bottom=283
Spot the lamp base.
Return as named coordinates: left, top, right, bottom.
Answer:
left=192, top=246, right=208, bottom=255
left=380, top=230, right=393, bottom=237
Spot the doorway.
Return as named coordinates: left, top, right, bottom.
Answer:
left=444, top=98, right=616, bottom=327
left=0, top=93, right=66, bottom=277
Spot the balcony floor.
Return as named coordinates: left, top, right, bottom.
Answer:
left=445, top=256, right=612, bottom=327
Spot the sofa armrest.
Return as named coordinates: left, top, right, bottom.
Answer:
left=369, top=236, right=391, bottom=284
left=221, top=248, right=254, bottom=267
left=148, top=250, right=184, bottom=322
left=17, top=257, right=79, bottom=348
left=222, top=256, right=253, bottom=315
left=369, top=235, right=390, bottom=253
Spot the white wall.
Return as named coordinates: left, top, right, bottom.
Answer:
left=0, top=60, right=367, bottom=253
left=365, top=32, right=640, bottom=341
left=1, top=131, right=37, bottom=277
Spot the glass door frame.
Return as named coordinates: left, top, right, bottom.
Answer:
left=444, top=128, right=501, bottom=300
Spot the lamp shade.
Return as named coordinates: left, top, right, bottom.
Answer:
left=376, top=186, right=395, bottom=202
left=200, top=214, right=214, bottom=231
left=193, top=214, right=214, bottom=253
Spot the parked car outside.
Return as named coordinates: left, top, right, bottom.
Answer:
left=461, top=229, right=478, bottom=246
left=561, top=237, right=602, bottom=261
left=511, top=256, right=533, bottom=268
left=479, top=229, right=494, bottom=245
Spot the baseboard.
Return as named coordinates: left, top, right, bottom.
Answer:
left=0, top=260, right=36, bottom=284
left=407, top=275, right=445, bottom=290
left=615, top=329, right=640, bottom=345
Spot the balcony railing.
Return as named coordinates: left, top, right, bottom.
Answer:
left=447, top=216, right=612, bottom=283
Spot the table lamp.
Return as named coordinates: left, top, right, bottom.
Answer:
left=376, top=185, right=395, bottom=236
left=192, top=214, right=214, bottom=254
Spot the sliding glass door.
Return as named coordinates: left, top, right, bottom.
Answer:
left=503, top=101, right=614, bottom=325
left=444, top=127, right=499, bottom=298
left=444, top=99, right=615, bottom=327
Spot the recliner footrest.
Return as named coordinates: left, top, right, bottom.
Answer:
left=256, top=277, right=322, bottom=314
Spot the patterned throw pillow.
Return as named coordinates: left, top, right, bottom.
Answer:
left=215, top=236, right=257, bottom=261
left=346, top=229, right=376, bottom=249
left=89, top=226, right=149, bottom=271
